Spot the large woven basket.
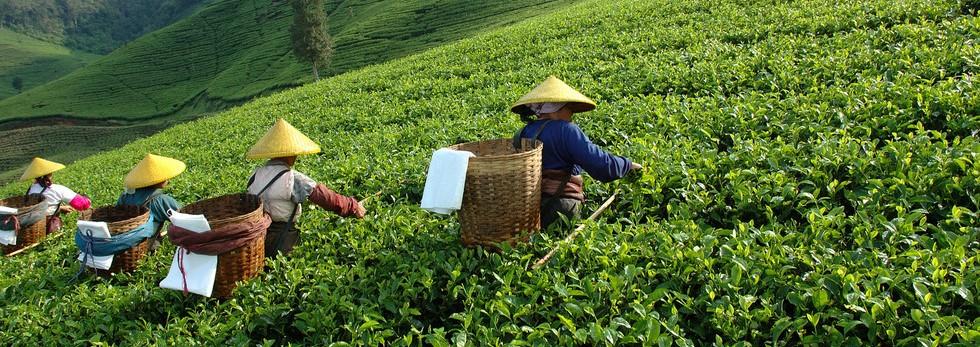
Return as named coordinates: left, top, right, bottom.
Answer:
left=0, top=194, right=48, bottom=255
left=81, top=205, right=150, bottom=274
left=179, top=193, right=266, bottom=298
left=449, top=138, right=543, bottom=249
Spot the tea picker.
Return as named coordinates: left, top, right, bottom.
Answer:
left=73, top=154, right=186, bottom=276
left=244, top=118, right=366, bottom=257
left=510, top=76, right=642, bottom=229
left=22, top=157, right=92, bottom=235
left=420, top=76, right=641, bottom=249
left=116, top=153, right=186, bottom=252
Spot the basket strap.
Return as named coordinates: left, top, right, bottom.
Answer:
left=511, top=119, right=575, bottom=213
left=142, top=189, right=165, bottom=208
left=253, top=170, right=291, bottom=197
left=141, top=189, right=169, bottom=236
left=511, top=126, right=526, bottom=150
left=252, top=169, right=297, bottom=255
left=511, top=120, right=553, bottom=150
left=528, top=120, right=574, bottom=205
left=246, top=174, right=255, bottom=190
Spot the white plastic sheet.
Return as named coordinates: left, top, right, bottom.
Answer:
left=420, top=148, right=475, bottom=214
left=76, top=221, right=113, bottom=270
left=0, top=230, right=14, bottom=246
left=159, top=211, right=217, bottom=297
left=0, top=206, right=18, bottom=245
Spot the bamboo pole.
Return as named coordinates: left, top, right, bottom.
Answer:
left=5, top=230, right=64, bottom=257
left=531, top=193, right=617, bottom=270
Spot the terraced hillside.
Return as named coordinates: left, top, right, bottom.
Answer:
left=0, top=0, right=579, bottom=185
left=0, top=120, right=185, bottom=184
left=0, top=29, right=101, bottom=100
left=0, top=0, right=977, bottom=345
left=0, top=0, right=579, bottom=122
left=0, top=0, right=209, bottom=54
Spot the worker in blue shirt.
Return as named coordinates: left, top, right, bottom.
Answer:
left=512, top=76, right=642, bottom=227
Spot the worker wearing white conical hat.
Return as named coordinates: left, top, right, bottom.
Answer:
left=246, top=118, right=365, bottom=257
left=511, top=76, right=642, bottom=228
left=117, top=153, right=186, bottom=251
left=22, top=157, right=92, bottom=235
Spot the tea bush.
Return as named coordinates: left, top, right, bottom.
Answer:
left=0, top=0, right=976, bottom=345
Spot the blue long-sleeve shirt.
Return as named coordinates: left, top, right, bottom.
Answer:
left=517, top=119, right=633, bottom=182
left=116, top=187, right=181, bottom=232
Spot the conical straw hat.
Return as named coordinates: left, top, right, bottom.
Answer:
left=124, top=153, right=186, bottom=189
left=246, top=118, right=321, bottom=160
left=21, top=157, right=66, bottom=181
left=511, top=76, right=596, bottom=115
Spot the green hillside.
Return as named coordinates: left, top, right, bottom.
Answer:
left=0, top=29, right=101, bottom=100
left=0, top=0, right=579, bottom=122
left=0, top=0, right=209, bottom=54
left=1, top=0, right=978, bottom=345
left=0, top=0, right=578, bottom=186
left=0, top=117, right=191, bottom=184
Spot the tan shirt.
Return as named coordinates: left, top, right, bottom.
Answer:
left=247, top=160, right=317, bottom=222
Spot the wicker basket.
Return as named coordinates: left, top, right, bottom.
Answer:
left=0, top=194, right=48, bottom=255
left=80, top=205, right=150, bottom=274
left=449, top=138, right=543, bottom=249
left=179, top=193, right=266, bottom=298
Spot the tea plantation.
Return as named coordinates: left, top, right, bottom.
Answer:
left=0, top=0, right=579, bottom=121
left=0, top=0, right=977, bottom=345
left=0, top=29, right=101, bottom=100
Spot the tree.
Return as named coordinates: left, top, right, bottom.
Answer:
left=12, top=76, right=23, bottom=93
left=290, top=0, right=332, bottom=81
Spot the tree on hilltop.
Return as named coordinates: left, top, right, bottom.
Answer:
left=290, top=0, right=332, bottom=81
left=12, top=76, right=23, bottom=93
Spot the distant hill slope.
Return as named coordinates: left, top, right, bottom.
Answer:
left=0, top=0, right=209, bottom=54
left=0, top=0, right=579, bottom=122
left=0, top=29, right=101, bottom=100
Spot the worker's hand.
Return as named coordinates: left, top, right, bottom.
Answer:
left=630, top=162, right=643, bottom=171
left=353, top=200, right=367, bottom=219
left=59, top=205, right=75, bottom=214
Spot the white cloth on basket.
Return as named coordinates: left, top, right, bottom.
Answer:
left=0, top=206, right=18, bottom=245
left=421, top=148, right=475, bottom=215
left=76, top=221, right=113, bottom=269
left=159, top=210, right=217, bottom=297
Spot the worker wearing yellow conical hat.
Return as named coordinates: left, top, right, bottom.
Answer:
left=22, top=157, right=92, bottom=235
left=117, top=153, right=186, bottom=251
left=246, top=118, right=365, bottom=257
left=511, top=76, right=642, bottom=228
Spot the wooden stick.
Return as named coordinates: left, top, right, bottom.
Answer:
left=5, top=230, right=64, bottom=257
left=531, top=193, right=617, bottom=270
left=358, top=189, right=385, bottom=205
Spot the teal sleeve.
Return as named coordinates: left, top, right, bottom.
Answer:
left=149, top=194, right=181, bottom=227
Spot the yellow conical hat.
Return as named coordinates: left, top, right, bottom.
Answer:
left=21, top=157, right=66, bottom=181
left=511, top=76, right=596, bottom=115
left=124, top=153, right=186, bottom=189
left=246, top=118, right=321, bottom=160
